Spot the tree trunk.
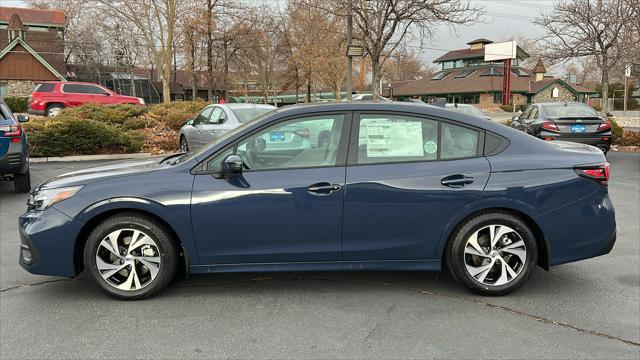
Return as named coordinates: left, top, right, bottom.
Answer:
left=207, top=0, right=214, bottom=101
left=306, top=73, right=311, bottom=103
left=600, top=56, right=609, bottom=115
left=223, top=38, right=229, bottom=102
left=371, top=57, right=380, bottom=100
left=129, top=64, right=136, bottom=98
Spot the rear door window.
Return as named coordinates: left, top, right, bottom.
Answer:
left=440, top=122, right=479, bottom=159
left=63, top=84, right=108, bottom=95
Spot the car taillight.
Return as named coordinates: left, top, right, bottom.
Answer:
left=542, top=121, right=559, bottom=131
left=598, top=121, right=611, bottom=131
left=575, top=163, right=610, bottom=186
left=294, top=129, right=309, bottom=137
left=0, top=124, right=22, bottom=137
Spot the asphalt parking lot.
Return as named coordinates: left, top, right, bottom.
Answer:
left=1, top=153, right=639, bottom=359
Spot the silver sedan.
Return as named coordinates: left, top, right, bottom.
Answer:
left=179, top=103, right=276, bottom=152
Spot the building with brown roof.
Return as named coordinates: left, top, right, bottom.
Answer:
left=383, top=39, right=597, bottom=111
left=0, top=7, right=66, bottom=97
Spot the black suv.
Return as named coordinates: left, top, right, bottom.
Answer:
left=0, top=99, right=31, bottom=192
left=510, top=102, right=612, bottom=154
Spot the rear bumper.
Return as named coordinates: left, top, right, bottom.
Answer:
left=0, top=150, right=28, bottom=176
left=538, top=132, right=611, bottom=148
left=537, top=187, right=616, bottom=266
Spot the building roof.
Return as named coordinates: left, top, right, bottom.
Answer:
left=7, top=14, right=25, bottom=30
left=387, top=66, right=596, bottom=97
left=0, top=7, right=65, bottom=26
left=433, top=48, right=485, bottom=63
left=467, top=38, right=493, bottom=45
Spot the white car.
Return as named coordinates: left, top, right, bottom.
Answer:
left=348, top=94, right=392, bottom=102
left=179, top=103, right=275, bottom=151
left=445, top=103, right=491, bottom=121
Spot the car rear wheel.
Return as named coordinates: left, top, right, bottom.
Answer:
left=84, top=213, right=178, bottom=300
left=446, top=212, right=537, bottom=296
left=13, top=169, right=31, bottom=193
left=180, top=136, right=189, bottom=152
left=46, top=104, right=63, bottom=117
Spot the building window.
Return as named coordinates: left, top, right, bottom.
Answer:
left=0, top=83, right=7, bottom=97
left=456, top=69, right=476, bottom=78
left=455, top=60, right=464, bottom=68
left=431, top=71, right=451, bottom=81
left=480, top=67, right=503, bottom=77
left=551, top=87, right=559, bottom=98
left=442, top=61, right=454, bottom=70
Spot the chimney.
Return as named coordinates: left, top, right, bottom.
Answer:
left=7, top=14, right=26, bottom=41
left=467, top=38, right=493, bottom=51
left=532, top=59, right=546, bottom=82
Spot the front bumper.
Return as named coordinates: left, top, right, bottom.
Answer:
left=18, top=207, right=84, bottom=277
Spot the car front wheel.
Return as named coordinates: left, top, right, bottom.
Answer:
left=84, top=213, right=178, bottom=300
left=446, top=212, right=537, bottom=296
left=180, top=136, right=189, bottom=152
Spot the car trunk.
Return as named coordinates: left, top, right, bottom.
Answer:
left=548, top=140, right=607, bottom=164
left=549, top=116, right=603, bottom=135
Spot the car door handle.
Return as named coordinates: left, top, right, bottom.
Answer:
left=441, top=175, right=474, bottom=188
left=308, top=182, right=342, bottom=196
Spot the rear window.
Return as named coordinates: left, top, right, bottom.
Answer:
left=544, top=103, right=598, bottom=117
left=34, top=83, right=55, bottom=92
left=231, top=108, right=275, bottom=123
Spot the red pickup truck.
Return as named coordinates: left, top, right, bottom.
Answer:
left=28, top=81, right=145, bottom=117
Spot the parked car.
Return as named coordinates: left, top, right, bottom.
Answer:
left=510, top=102, right=611, bottom=153
left=19, top=102, right=616, bottom=299
left=179, top=103, right=275, bottom=152
left=0, top=98, right=30, bottom=192
left=445, top=103, right=492, bottom=121
left=349, top=93, right=392, bottom=102
left=28, top=81, right=145, bottom=117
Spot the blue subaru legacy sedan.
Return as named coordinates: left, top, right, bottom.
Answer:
left=18, top=102, right=616, bottom=299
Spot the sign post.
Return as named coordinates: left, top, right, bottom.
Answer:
left=484, top=41, right=518, bottom=106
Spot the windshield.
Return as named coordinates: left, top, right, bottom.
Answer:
left=172, top=109, right=275, bottom=165
left=231, top=107, right=275, bottom=123
left=545, top=103, right=598, bottom=117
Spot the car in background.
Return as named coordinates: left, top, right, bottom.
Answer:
left=20, top=102, right=615, bottom=299
left=28, top=81, right=145, bottom=117
left=179, top=103, right=275, bottom=152
left=445, top=103, right=491, bottom=121
left=0, top=98, right=30, bottom=192
left=510, top=102, right=611, bottom=153
left=349, top=94, right=392, bottom=102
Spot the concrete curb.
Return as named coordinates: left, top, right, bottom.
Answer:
left=30, top=153, right=153, bottom=163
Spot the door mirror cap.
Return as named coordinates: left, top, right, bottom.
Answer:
left=511, top=116, right=520, bottom=122
left=16, top=114, right=29, bottom=123
left=222, top=154, right=243, bottom=173
left=185, top=119, right=194, bottom=126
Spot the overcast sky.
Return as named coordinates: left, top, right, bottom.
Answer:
left=2, top=0, right=556, bottom=72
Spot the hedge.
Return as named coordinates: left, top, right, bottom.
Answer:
left=24, top=116, right=144, bottom=157
left=4, top=97, right=28, bottom=113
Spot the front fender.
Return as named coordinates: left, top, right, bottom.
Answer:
left=74, top=197, right=199, bottom=265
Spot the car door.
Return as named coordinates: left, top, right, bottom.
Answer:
left=192, top=106, right=215, bottom=149
left=342, top=112, right=490, bottom=261
left=191, top=112, right=351, bottom=264
left=199, top=107, right=225, bottom=145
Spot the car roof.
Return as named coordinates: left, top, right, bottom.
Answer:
left=222, top=103, right=276, bottom=110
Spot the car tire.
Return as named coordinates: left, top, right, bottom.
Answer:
left=13, top=169, right=31, bottom=193
left=180, top=136, right=189, bottom=152
left=446, top=211, right=537, bottom=296
left=84, top=212, right=179, bottom=300
left=46, top=104, right=63, bottom=117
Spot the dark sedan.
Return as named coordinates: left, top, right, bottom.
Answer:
left=511, top=102, right=611, bottom=153
left=19, top=102, right=616, bottom=299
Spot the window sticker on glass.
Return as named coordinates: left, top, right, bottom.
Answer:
left=423, top=140, right=437, bottom=154
left=362, top=119, right=424, bottom=157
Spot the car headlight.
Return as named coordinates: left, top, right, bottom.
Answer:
left=138, top=98, right=145, bottom=105
left=29, top=186, right=83, bottom=211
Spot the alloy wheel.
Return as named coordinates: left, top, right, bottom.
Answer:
left=180, top=137, right=189, bottom=152
left=463, top=224, right=527, bottom=286
left=48, top=107, right=62, bottom=117
left=95, top=228, right=161, bottom=291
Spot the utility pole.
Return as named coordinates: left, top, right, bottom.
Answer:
left=346, top=0, right=353, bottom=101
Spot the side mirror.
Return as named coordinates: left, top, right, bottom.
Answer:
left=221, top=154, right=243, bottom=174
left=185, top=119, right=194, bottom=126
left=16, top=114, right=29, bottom=123
left=511, top=116, right=520, bottom=122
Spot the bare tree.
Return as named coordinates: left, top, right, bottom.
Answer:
left=98, top=0, right=184, bottom=103
left=326, top=0, right=482, bottom=99
left=382, top=47, right=431, bottom=82
left=535, top=0, right=633, bottom=114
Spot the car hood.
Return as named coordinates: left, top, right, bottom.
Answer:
left=39, top=158, right=165, bottom=189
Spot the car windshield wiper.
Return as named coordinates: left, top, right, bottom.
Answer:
left=160, top=152, right=186, bottom=165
